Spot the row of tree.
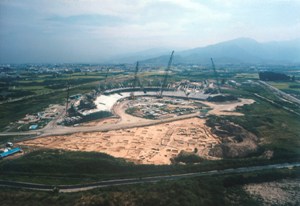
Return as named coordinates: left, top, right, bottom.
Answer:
left=259, top=71, right=295, bottom=81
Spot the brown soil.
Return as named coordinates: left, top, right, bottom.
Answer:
left=207, top=120, right=258, bottom=158
left=79, top=118, right=119, bottom=127
left=202, top=98, right=255, bottom=116
left=20, top=118, right=220, bottom=165
left=18, top=97, right=257, bottom=164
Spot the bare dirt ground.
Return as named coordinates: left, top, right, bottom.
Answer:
left=79, top=118, right=119, bottom=127
left=20, top=118, right=220, bottom=165
left=207, top=120, right=259, bottom=158
left=243, top=178, right=300, bottom=205
left=202, top=98, right=255, bottom=116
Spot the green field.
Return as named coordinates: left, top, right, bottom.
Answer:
left=224, top=83, right=300, bottom=157
left=268, top=81, right=300, bottom=99
left=234, top=73, right=259, bottom=79
left=269, top=81, right=300, bottom=90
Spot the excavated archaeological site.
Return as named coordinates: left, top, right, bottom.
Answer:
left=20, top=97, right=257, bottom=165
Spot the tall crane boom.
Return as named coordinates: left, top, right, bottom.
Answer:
left=104, top=68, right=110, bottom=83
left=100, top=67, right=110, bottom=91
left=210, top=57, right=221, bottom=93
left=132, top=61, right=139, bottom=89
left=160, top=51, right=174, bottom=97
left=130, top=62, right=139, bottom=99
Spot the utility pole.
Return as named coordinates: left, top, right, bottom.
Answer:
left=102, top=67, right=110, bottom=91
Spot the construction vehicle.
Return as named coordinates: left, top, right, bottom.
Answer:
left=210, top=58, right=221, bottom=93
left=6, top=142, right=13, bottom=148
left=159, top=51, right=175, bottom=97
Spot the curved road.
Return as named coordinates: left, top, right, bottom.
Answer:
left=0, top=96, right=251, bottom=139
left=0, top=101, right=201, bottom=139
left=0, top=162, right=299, bottom=193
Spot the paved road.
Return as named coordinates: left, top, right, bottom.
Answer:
left=259, top=81, right=300, bottom=105
left=0, top=162, right=299, bottom=193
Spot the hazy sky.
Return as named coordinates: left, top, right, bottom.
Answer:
left=0, top=0, right=299, bottom=63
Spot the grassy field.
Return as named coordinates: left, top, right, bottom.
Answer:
left=229, top=100, right=300, bottom=159
left=220, top=83, right=300, bottom=159
left=234, top=73, right=259, bottom=79
left=0, top=149, right=178, bottom=184
left=0, top=145, right=298, bottom=185
left=0, top=72, right=106, bottom=101
left=268, top=81, right=300, bottom=90
left=268, top=81, right=300, bottom=98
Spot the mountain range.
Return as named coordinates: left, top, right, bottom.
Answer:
left=112, top=38, right=300, bottom=65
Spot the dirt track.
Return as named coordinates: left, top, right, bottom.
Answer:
left=202, top=98, right=255, bottom=116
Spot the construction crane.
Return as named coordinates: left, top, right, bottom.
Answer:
left=130, top=61, right=139, bottom=99
left=210, top=57, right=221, bottom=93
left=159, top=51, right=174, bottom=97
left=102, top=67, right=110, bottom=90
left=104, top=68, right=110, bottom=83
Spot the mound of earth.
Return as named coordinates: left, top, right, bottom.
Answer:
left=206, top=118, right=258, bottom=158
left=207, top=94, right=238, bottom=102
left=171, top=150, right=204, bottom=164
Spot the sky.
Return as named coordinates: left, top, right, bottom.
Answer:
left=0, top=0, right=299, bottom=63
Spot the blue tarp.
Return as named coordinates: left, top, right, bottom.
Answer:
left=0, top=147, right=21, bottom=159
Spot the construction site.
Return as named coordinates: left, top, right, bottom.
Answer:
left=14, top=52, right=257, bottom=165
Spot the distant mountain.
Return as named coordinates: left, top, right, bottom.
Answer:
left=140, top=38, right=300, bottom=65
left=106, top=48, right=173, bottom=64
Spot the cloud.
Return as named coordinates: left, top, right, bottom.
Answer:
left=46, top=14, right=125, bottom=26
left=0, top=0, right=299, bottom=63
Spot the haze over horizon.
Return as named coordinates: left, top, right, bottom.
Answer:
left=0, top=0, right=299, bottom=64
